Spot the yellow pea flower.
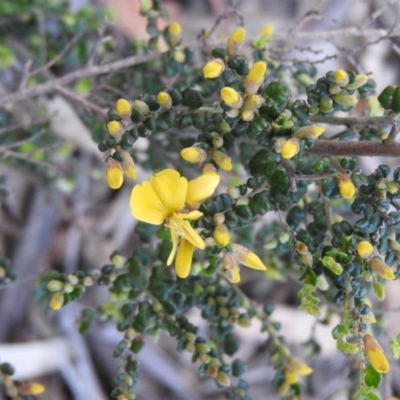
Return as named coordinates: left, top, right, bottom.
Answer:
left=281, top=137, right=300, bottom=159
left=283, top=358, right=313, bottom=385
left=245, top=61, right=267, bottom=95
left=130, top=169, right=220, bottom=278
left=227, top=27, right=246, bottom=57
left=220, top=87, right=243, bottom=108
left=363, top=333, right=390, bottom=373
left=357, top=241, right=373, bottom=258
left=338, top=174, right=355, bottom=199
left=180, top=146, right=207, bottom=163
left=203, top=59, right=225, bottom=79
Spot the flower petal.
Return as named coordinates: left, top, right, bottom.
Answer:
left=175, top=239, right=195, bottom=278
left=179, top=219, right=205, bottom=249
left=130, top=181, right=169, bottom=225
left=167, top=226, right=179, bottom=266
left=231, top=244, right=267, bottom=270
left=177, top=210, right=204, bottom=220
left=150, top=169, right=188, bottom=214
left=186, top=173, right=220, bottom=208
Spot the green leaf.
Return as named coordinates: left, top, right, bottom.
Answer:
left=0, top=45, right=15, bottom=70
left=364, top=365, right=382, bottom=388
left=74, top=77, right=92, bottom=94
left=365, top=393, right=381, bottom=400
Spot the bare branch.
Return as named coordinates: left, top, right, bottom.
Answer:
left=0, top=51, right=161, bottom=108
left=307, top=140, right=400, bottom=157
left=310, top=114, right=399, bottom=126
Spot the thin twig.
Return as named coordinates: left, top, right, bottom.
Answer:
left=55, top=86, right=107, bottom=117
left=29, top=33, right=84, bottom=77
left=384, top=122, right=400, bottom=145
left=310, top=114, right=399, bottom=126
left=0, top=129, right=46, bottom=150
left=0, top=51, right=161, bottom=108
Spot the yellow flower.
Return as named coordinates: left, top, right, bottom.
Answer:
left=227, top=27, right=246, bottom=57
left=283, top=358, right=313, bottom=385
left=130, top=169, right=220, bottom=278
left=245, top=61, right=267, bottom=95
left=120, top=149, right=136, bottom=180
left=107, top=120, right=124, bottom=139
left=106, top=158, right=124, bottom=189
left=19, top=382, right=45, bottom=395
left=180, top=146, right=207, bottom=163
left=157, top=91, right=172, bottom=109
left=294, top=125, right=325, bottom=139
left=240, top=109, right=255, bottom=121
left=368, top=258, right=395, bottom=280
left=116, top=98, right=132, bottom=119
left=220, top=87, right=243, bottom=108
left=214, top=223, right=230, bottom=247
left=203, top=59, right=225, bottom=79
left=363, top=333, right=390, bottom=373
left=281, top=138, right=300, bottom=159
left=338, top=174, right=355, bottom=199
left=50, top=292, right=64, bottom=310
left=168, top=22, right=182, bottom=46
left=259, top=24, right=274, bottom=36
left=333, top=69, right=349, bottom=87
left=357, top=241, right=373, bottom=258
left=243, top=94, right=264, bottom=111
left=222, top=244, right=267, bottom=283
left=211, top=150, right=232, bottom=171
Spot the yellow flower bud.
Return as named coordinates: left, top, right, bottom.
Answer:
left=107, top=121, right=124, bottom=138
left=181, top=147, right=207, bottom=163
left=168, top=22, right=182, bottom=46
left=116, top=98, right=132, bottom=119
left=133, top=100, right=150, bottom=115
left=243, top=94, right=263, bottom=111
left=363, top=334, right=390, bottom=373
left=294, top=125, right=325, bottom=139
left=346, top=74, right=369, bottom=90
left=120, top=149, right=136, bottom=180
left=19, top=382, right=45, bottom=395
left=368, top=258, right=395, bottom=280
left=227, top=27, right=246, bottom=57
left=295, top=241, right=309, bottom=255
left=259, top=24, right=274, bottom=36
left=46, top=280, right=64, bottom=292
left=245, top=61, right=267, bottom=95
left=212, top=150, right=232, bottom=171
left=338, top=174, right=355, bottom=199
left=357, top=241, right=373, bottom=258
left=157, top=91, right=172, bottom=109
left=50, top=292, right=64, bottom=310
left=106, top=158, right=124, bottom=189
left=281, top=137, right=300, bottom=159
left=215, top=371, right=231, bottom=387
left=203, top=59, right=225, bottom=79
left=173, top=49, right=185, bottom=63
left=240, top=109, right=254, bottom=121
left=214, top=223, right=230, bottom=247
left=333, top=69, right=349, bottom=87
left=220, top=87, right=243, bottom=108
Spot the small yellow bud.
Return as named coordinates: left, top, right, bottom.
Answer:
left=363, top=334, right=390, bottom=373
left=133, top=100, right=150, bottom=115
left=116, top=99, right=132, bottom=119
left=168, top=22, right=182, bottom=46
left=240, top=109, right=254, bottom=121
left=211, top=150, right=232, bottom=171
left=357, top=241, right=373, bottom=258
left=215, top=371, right=231, bottom=387
left=338, top=174, right=355, bottom=199
left=106, top=158, right=124, bottom=189
left=368, top=258, right=395, bottom=280
left=294, top=125, right=325, bottom=139
left=245, top=61, right=267, bottom=95
left=46, top=280, right=64, bottom=292
left=259, top=24, right=274, bottom=36
left=214, top=223, right=230, bottom=247
left=346, top=74, right=369, bottom=90
left=203, top=59, right=225, bottom=79
left=173, top=49, right=185, bottom=63
left=181, top=147, right=207, bottom=163
left=50, top=292, right=64, bottom=310
left=333, top=69, right=349, bottom=87
left=242, top=94, right=263, bottom=111
left=107, top=121, right=124, bottom=138
left=120, top=149, right=136, bottom=179
left=280, top=137, right=300, bottom=159
left=220, top=87, right=243, bottom=108
left=213, top=212, right=225, bottom=225
left=295, top=241, right=309, bottom=255
left=157, top=91, right=172, bottom=109
left=227, top=27, right=246, bottom=57
left=19, top=382, right=45, bottom=395
left=367, top=96, right=385, bottom=117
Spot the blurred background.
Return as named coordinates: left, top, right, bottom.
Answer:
left=1, top=0, right=400, bottom=399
